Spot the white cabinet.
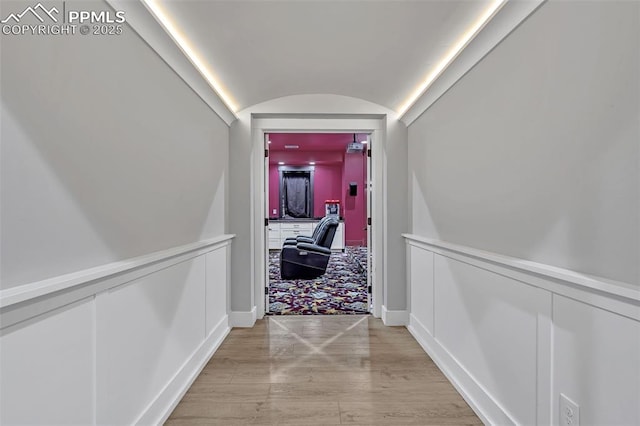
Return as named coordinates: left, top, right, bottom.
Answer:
left=279, top=222, right=313, bottom=242
left=269, top=220, right=345, bottom=251
left=332, top=223, right=344, bottom=250
left=268, top=224, right=281, bottom=250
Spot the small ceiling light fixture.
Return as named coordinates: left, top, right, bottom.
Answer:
left=309, top=162, right=316, bottom=165
left=397, top=0, right=506, bottom=117
left=141, top=0, right=239, bottom=114
left=284, top=145, right=299, bottom=149
left=278, top=161, right=285, bottom=165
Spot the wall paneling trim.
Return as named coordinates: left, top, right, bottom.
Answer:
left=404, top=234, right=640, bottom=425
left=0, top=235, right=234, bottom=425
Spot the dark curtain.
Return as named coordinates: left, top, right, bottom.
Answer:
left=284, top=175, right=309, bottom=217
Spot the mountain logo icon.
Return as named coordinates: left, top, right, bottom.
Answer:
left=1, top=3, right=59, bottom=24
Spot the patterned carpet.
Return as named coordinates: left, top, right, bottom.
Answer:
left=268, top=246, right=369, bottom=315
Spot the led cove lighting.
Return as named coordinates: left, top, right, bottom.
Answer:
left=397, top=0, right=506, bottom=117
left=141, top=0, right=239, bottom=113
left=142, top=0, right=503, bottom=121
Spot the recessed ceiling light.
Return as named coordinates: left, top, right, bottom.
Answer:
left=309, top=162, right=316, bottom=165
left=141, top=0, right=239, bottom=114
left=278, top=161, right=285, bottom=165
left=397, top=0, right=506, bottom=117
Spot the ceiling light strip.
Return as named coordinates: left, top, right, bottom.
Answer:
left=141, top=0, right=239, bottom=113
left=397, top=0, right=507, bottom=117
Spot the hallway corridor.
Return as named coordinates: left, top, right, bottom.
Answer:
left=166, top=316, right=481, bottom=425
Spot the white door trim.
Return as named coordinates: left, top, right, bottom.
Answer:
left=251, top=115, right=385, bottom=319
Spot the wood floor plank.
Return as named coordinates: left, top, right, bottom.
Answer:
left=339, top=401, right=483, bottom=425
left=179, top=383, right=270, bottom=403
left=166, top=316, right=480, bottom=425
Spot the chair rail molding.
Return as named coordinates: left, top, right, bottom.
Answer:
left=1, top=234, right=235, bottom=312
left=403, top=234, right=639, bottom=310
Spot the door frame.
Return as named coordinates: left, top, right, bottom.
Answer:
left=252, top=114, right=385, bottom=319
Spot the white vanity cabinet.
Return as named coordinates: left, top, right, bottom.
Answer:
left=279, top=222, right=313, bottom=242
left=268, top=220, right=345, bottom=251
left=268, top=224, right=281, bottom=250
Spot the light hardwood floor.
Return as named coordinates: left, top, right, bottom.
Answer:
left=166, top=315, right=481, bottom=425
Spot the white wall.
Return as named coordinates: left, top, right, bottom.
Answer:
left=229, top=94, right=408, bottom=321
left=1, top=0, right=229, bottom=289
left=0, top=0, right=232, bottom=423
left=405, top=1, right=640, bottom=424
left=407, top=0, right=639, bottom=285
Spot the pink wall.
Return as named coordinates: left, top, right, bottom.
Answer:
left=269, top=164, right=343, bottom=218
left=313, top=165, right=343, bottom=217
left=268, top=133, right=368, bottom=246
left=268, top=166, right=280, bottom=217
left=342, top=151, right=367, bottom=246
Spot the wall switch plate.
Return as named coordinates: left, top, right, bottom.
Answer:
left=560, top=393, right=580, bottom=426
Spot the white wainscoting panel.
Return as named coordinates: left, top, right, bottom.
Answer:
left=0, top=299, right=95, bottom=425
left=0, top=235, right=233, bottom=425
left=97, top=257, right=206, bottom=425
left=409, top=246, right=434, bottom=334
left=434, top=254, right=550, bottom=425
left=553, top=295, right=640, bottom=425
left=206, top=247, right=228, bottom=336
left=404, top=234, right=640, bottom=426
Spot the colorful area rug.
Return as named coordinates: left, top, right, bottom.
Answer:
left=268, top=246, right=369, bottom=315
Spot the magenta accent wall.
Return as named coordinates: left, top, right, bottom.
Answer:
left=342, top=152, right=367, bottom=246
left=269, top=164, right=344, bottom=219
left=269, top=166, right=280, bottom=217
left=267, top=132, right=368, bottom=246
left=313, top=165, right=343, bottom=217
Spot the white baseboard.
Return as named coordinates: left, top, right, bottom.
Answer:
left=229, top=306, right=257, bottom=327
left=136, top=315, right=230, bottom=425
left=407, top=313, right=514, bottom=425
left=381, top=306, right=409, bottom=326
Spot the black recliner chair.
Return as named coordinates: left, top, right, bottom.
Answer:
left=282, top=216, right=332, bottom=247
left=280, top=217, right=338, bottom=280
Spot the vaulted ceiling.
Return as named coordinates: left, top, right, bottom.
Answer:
left=146, top=0, right=497, bottom=114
